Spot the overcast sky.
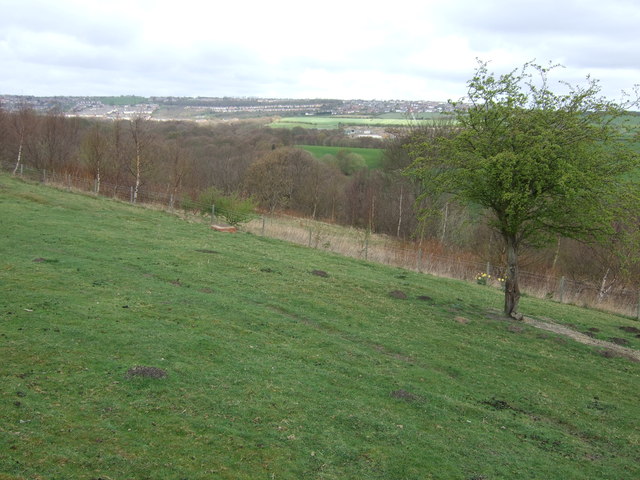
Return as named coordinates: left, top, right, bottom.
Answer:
left=1, top=0, right=638, bottom=101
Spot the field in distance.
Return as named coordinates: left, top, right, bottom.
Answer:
left=1, top=174, right=639, bottom=479
left=298, top=144, right=385, bottom=169
left=268, top=112, right=448, bottom=129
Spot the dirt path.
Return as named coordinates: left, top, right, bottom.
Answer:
left=522, top=316, right=640, bottom=362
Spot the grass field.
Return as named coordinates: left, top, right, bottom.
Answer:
left=268, top=115, right=431, bottom=129
left=298, top=145, right=385, bottom=169
left=1, top=174, right=639, bottom=479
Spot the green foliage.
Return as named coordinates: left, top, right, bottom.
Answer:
left=407, top=61, right=640, bottom=315
left=186, top=187, right=256, bottom=226
left=1, top=175, right=640, bottom=479
left=299, top=144, right=384, bottom=169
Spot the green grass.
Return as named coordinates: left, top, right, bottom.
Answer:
left=298, top=145, right=385, bottom=169
left=97, top=95, right=148, bottom=106
left=269, top=116, right=424, bottom=129
left=1, top=174, right=639, bottom=479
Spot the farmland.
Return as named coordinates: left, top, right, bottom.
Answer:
left=268, top=114, right=442, bottom=130
left=1, top=174, right=639, bottom=479
left=298, top=145, right=385, bottom=169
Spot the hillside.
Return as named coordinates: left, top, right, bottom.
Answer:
left=1, top=174, right=639, bottom=479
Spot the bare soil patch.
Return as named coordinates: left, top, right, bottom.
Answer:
left=522, top=316, right=640, bottom=362
left=390, top=389, right=421, bottom=402
left=389, top=290, right=407, bottom=300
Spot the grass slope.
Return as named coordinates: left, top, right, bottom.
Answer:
left=298, top=145, right=385, bottom=169
left=1, top=175, right=639, bottom=480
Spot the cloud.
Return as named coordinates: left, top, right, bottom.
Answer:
left=0, top=0, right=638, bottom=100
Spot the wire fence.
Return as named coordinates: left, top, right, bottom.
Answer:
left=3, top=160, right=640, bottom=319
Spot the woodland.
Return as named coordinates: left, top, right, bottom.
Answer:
left=1, top=100, right=639, bottom=302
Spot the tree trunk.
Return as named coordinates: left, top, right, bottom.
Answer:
left=12, top=136, right=23, bottom=175
left=504, top=234, right=521, bottom=317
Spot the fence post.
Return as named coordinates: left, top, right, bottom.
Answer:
left=486, top=261, right=491, bottom=277
left=67, top=174, right=72, bottom=191
left=20, top=164, right=24, bottom=176
left=416, top=249, right=423, bottom=273
left=169, top=193, right=174, bottom=210
left=261, top=215, right=266, bottom=236
left=364, top=231, right=369, bottom=261
left=559, top=276, right=565, bottom=303
left=130, top=186, right=133, bottom=203
left=308, top=227, right=313, bottom=247
left=211, top=204, right=216, bottom=224
left=42, top=169, right=46, bottom=183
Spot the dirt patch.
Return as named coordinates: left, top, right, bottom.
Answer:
left=311, top=270, right=329, bottom=278
left=522, top=316, right=640, bottom=362
left=389, top=290, right=407, bottom=300
left=609, top=337, right=630, bottom=346
left=199, top=287, right=214, bottom=294
left=125, top=366, right=167, bottom=379
left=33, top=258, right=57, bottom=263
left=481, top=398, right=514, bottom=411
left=260, top=267, right=280, bottom=274
left=619, top=326, right=640, bottom=334
left=390, top=389, right=420, bottom=402
left=195, top=249, right=219, bottom=254
left=508, top=324, right=524, bottom=333
left=417, top=295, right=434, bottom=302
left=455, top=316, right=470, bottom=325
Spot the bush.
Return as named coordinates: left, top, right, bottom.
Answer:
left=195, top=187, right=256, bottom=226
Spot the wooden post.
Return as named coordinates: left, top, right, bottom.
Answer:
left=211, top=204, right=216, bottom=224
left=559, top=276, right=565, bottom=303
left=130, top=186, right=133, bottom=203
left=308, top=227, right=312, bottom=247
left=20, top=164, right=24, bottom=176
left=261, top=215, right=266, bottom=236
left=364, top=231, right=369, bottom=261
left=416, top=249, right=423, bottom=273
left=42, top=169, right=46, bottom=183
left=67, top=174, right=71, bottom=191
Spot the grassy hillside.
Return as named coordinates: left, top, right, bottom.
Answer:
left=1, top=175, right=639, bottom=480
left=298, top=145, right=385, bottom=169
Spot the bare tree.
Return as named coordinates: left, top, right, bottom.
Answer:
left=80, top=122, right=109, bottom=194
left=128, top=115, right=153, bottom=203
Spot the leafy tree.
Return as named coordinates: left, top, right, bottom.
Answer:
left=407, top=61, right=640, bottom=317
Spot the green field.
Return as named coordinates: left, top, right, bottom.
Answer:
left=269, top=115, right=437, bottom=129
left=298, top=145, right=385, bottom=169
left=1, top=174, right=639, bottom=479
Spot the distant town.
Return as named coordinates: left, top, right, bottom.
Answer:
left=0, top=95, right=455, bottom=121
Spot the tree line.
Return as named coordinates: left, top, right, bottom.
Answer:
left=2, top=87, right=639, bottom=311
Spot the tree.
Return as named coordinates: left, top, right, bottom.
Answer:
left=80, top=122, right=109, bottom=194
left=128, top=115, right=153, bottom=203
left=244, top=147, right=316, bottom=213
left=407, top=61, right=640, bottom=317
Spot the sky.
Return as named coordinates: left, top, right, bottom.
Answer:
left=1, top=0, right=638, bottom=102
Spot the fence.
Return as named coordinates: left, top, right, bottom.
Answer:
left=3, top=160, right=639, bottom=319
